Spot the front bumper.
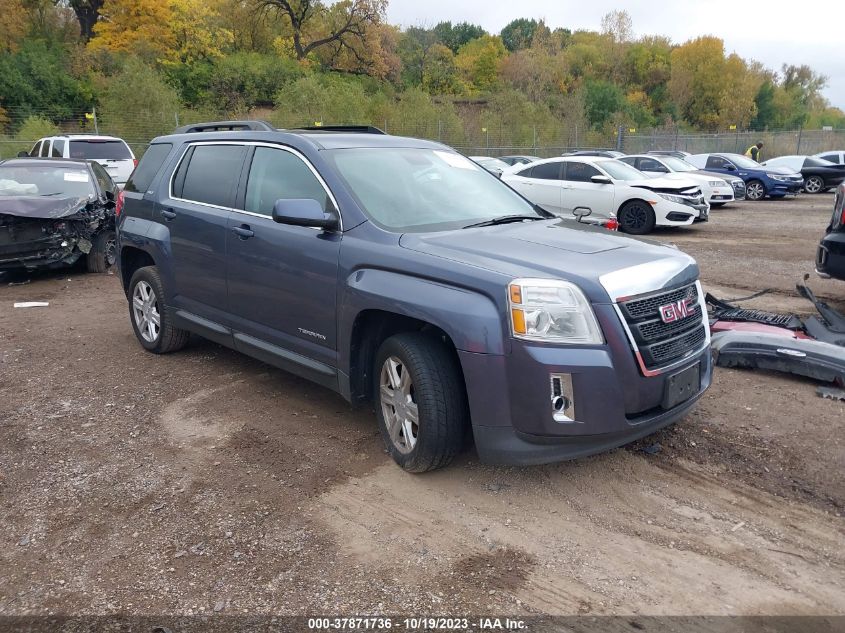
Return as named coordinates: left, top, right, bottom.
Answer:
left=459, top=338, right=712, bottom=466
left=768, top=180, right=804, bottom=197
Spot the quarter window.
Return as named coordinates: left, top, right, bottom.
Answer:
left=244, top=146, right=330, bottom=216
left=820, top=153, right=841, bottom=164
left=175, top=144, right=247, bottom=208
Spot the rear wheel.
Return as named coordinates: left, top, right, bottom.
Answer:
left=128, top=266, right=190, bottom=354
left=618, top=200, right=656, bottom=235
left=804, top=175, right=824, bottom=194
left=86, top=229, right=116, bottom=273
left=374, top=332, right=467, bottom=473
left=745, top=179, right=766, bottom=201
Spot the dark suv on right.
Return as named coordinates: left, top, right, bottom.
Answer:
left=117, top=122, right=711, bottom=472
left=817, top=183, right=845, bottom=281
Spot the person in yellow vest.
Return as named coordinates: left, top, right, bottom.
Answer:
left=745, top=142, right=763, bottom=162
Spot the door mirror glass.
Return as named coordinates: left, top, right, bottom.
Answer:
left=272, top=198, right=339, bottom=230
left=572, top=206, right=593, bottom=222
left=590, top=174, right=612, bottom=185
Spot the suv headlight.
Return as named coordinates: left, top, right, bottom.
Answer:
left=657, top=192, right=685, bottom=204
left=508, top=279, right=603, bottom=344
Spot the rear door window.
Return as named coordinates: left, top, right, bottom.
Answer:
left=175, top=144, right=247, bottom=208
left=526, top=162, right=562, bottom=180
left=40, top=141, right=51, bottom=157
left=125, top=143, right=172, bottom=193
left=69, top=140, right=132, bottom=160
left=52, top=139, right=65, bottom=157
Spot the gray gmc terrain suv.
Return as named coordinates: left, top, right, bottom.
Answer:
left=117, top=122, right=712, bottom=472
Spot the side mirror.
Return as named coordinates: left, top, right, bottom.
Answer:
left=272, top=198, right=339, bottom=231
left=591, top=175, right=612, bottom=185
left=573, top=207, right=593, bottom=223
left=17, top=151, right=29, bottom=158
left=726, top=164, right=737, bottom=171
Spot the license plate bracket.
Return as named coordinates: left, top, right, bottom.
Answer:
left=663, top=362, right=701, bottom=410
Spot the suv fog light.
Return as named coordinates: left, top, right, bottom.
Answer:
left=550, top=373, right=578, bottom=423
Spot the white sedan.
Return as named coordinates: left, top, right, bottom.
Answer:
left=502, top=156, right=708, bottom=235
left=619, top=154, right=735, bottom=206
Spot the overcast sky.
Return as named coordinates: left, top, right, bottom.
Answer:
left=385, top=0, right=845, bottom=109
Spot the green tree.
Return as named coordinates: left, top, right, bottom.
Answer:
left=454, top=34, right=506, bottom=93
left=669, top=36, right=726, bottom=128
left=584, top=79, right=624, bottom=129
left=433, top=21, right=485, bottom=53
left=500, top=18, right=537, bottom=52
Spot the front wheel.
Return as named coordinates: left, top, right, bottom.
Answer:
left=745, top=179, right=766, bottom=201
left=804, top=176, right=824, bottom=194
left=618, top=200, right=656, bottom=235
left=128, top=266, right=190, bottom=354
left=373, top=332, right=468, bottom=473
left=86, top=229, right=116, bottom=273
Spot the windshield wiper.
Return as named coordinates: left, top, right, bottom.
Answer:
left=462, top=214, right=545, bottom=229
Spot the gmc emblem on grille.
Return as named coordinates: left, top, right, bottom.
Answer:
left=659, top=298, right=695, bottom=324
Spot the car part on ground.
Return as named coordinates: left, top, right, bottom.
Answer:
left=816, top=183, right=845, bottom=281
left=0, top=158, right=118, bottom=273
left=817, top=385, right=845, bottom=401
left=686, top=153, right=804, bottom=200
left=502, top=156, right=707, bottom=234
left=761, top=155, right=845, bottom=194
left=117, top=122, right=712, bottom=472
left=708, top=283, right=845, bottom=386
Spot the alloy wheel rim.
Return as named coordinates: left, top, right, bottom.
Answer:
left=132, top=281, right=161, bottom=343
left=379, top=356, right=419, bottom=454
left=806, top=177, right=823, bottom=193
left=105, top=237, right=117, bottom=267
left=747, top=183, right=764, bottom=200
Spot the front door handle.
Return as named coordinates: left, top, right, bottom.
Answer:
left=232, top=224, right=254, bottom=239
left=161, top=209, right=176, bottom=220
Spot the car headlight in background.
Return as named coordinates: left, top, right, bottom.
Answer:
left=708, top=180, right=725, bottom=187
left=508, top=278, right=604, bottom=344
left=657, top=192, right=685, bottom=204
left=767, top=173, right=789, bottom=181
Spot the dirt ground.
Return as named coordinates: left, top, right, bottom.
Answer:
left=0, top=194, right=843, bottom=620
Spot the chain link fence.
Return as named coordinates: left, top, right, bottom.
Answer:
left=3, top=107, right=844, bottom=161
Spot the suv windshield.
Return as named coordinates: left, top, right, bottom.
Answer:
left=597, top=160, right=644, bottom=181
left=0, top=165, right=96, bottom=198
left=325, top=148, right=540, bottom=231
left=69, top=140, right=132, bottom=160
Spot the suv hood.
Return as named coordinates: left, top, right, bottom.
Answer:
left=399, top=219, right=698, bottom=303
left=0, top=196, right=91, bottom=219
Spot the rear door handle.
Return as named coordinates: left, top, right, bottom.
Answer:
left=161, top=209, right=176, bottom=220
left=232, top=224, right=254, bottom=239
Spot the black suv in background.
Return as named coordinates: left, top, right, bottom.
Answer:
left=817, top=183, right=845, bottom=281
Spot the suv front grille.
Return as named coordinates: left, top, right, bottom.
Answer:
left=619, top=283, right=707, bottom=372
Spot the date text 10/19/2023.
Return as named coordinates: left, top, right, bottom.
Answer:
left=307, top=617, right=528, bottom=630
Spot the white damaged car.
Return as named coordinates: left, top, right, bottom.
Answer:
left=502, top=156, right=708, bottom=235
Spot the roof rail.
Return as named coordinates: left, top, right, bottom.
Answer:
left=174, top=120, right=276, bottom=134
left=295, top=125, right=386, bottom=135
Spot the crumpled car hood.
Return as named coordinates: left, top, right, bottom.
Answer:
left=0, top=196, right=91, bottom=219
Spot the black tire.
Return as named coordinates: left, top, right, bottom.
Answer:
left=373, top=332, right=468, bottom=473
left=618, top=200, right=656, bottom=235
left=86, top=229, right=116, bottom=273
left=745, top=179, right=766, bottom=201
left=128, top=266, right=190, bottom=354
left=804, top=175, right=825, bottom=194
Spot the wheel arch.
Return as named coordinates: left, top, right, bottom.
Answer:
left=119, top=246, right=156, bottom=298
